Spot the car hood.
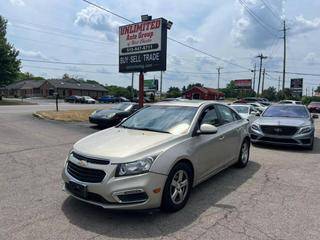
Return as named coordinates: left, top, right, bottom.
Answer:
left=73, top=127, right=182, bottom=162
left=255, top=117, right=310, bottom=127
left=92, top=109, right=121, bottom=117
left=239, top=113, right=250, bottom=119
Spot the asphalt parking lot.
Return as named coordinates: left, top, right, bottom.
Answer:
left=1, top=104, right=320, bottom=240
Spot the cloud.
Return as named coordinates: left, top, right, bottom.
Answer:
left=290, top=15, right=320, bottom=36
left=231, top=0, right=282, bottom=49
left=18, top=49, right=48, bottom=60
left=184, top=35, right=201, bottom=45
left=303, top=52, right=319, bottom=65
left=74, top=6, right=120, bottom=42
left=9, top=0, right=25, bottom=7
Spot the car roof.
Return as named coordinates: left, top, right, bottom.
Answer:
left=154, top=100, right=221, bottom=108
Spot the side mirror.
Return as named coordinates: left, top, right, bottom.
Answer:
left=197, top=124, right=218, bottom=135
left=312, top=114, right=319, bottom=119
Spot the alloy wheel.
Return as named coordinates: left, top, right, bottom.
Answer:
left=170, top=170, right=189, bottom=205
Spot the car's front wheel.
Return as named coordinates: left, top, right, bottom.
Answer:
left=161, top=162, right=193, bottom=212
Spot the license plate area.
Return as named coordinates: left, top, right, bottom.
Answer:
left=68, top=181, right=88, bottom=198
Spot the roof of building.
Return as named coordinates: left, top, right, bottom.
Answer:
left=47, top=79, right=106, bottom=91
left=6, top=80, right=45, bottom=90
left=184, top=86, right=224, bottom=95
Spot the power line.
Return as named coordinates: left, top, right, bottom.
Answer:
left=165, top=70, right=249, bottom=75
left=260, top=0, right=282, bottom=22
left=20, top=59, right=118, bottom=66
left=239, top=0, right=279, bottom=37
left=81, top=0, right=252, bottom=71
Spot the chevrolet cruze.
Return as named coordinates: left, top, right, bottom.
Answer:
left=62, top=101, right=250, bottom=212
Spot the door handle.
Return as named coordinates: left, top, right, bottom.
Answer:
left=219, top=136, right=225, bottom=141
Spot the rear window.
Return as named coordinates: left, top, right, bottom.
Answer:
left=263, top=105, right=309, bottom=118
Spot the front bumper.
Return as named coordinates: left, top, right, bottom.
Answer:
left=62, top=160, right=167, bottom=210
left=89, top=116, right=117, bottom=126
left=250, top=128, right=314, bottom=147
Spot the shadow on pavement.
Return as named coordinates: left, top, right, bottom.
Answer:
left=252, top=137, right=320, bottom=154
left=61, top=161, right=261, bottom=238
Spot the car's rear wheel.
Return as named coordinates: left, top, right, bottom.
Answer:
left=161, top=162, right=192, bottom=212
left=235, top=139, right=250, bottom=168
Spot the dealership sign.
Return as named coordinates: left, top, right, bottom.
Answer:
left=290, top=78, right=303, bottom=97
left=119, top=18, right=168, bottom=73
left=234, top=79, right=252, bottom=89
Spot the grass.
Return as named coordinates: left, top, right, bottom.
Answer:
left=0, top=99, right=36, bottom=105
left=35, top=109, right=96, bottom=122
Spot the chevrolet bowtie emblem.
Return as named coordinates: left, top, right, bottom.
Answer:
left=79, top=160, right=87, bottom=167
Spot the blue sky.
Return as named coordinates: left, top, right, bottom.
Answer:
left=1, top=0, right=320, bottom=93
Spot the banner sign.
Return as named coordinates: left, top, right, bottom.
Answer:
left=144, top=79, right=159, bottom=91
left=290, top=78, right=303, bottom=97
left=119, top=18, right=167, bottom=73
left=234, top=79, right=252, bottom=89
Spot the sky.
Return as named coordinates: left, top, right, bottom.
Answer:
left=1, top=0, right=320, bottom=93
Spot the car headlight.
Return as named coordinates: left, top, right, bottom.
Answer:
left=91, top=110, right=97, bottom=116
left=251, top=124, right=260, bottom=131
left=115, top=156, right=156, bottom=177
left=107, top=113, right=116, bottom=118
left=298, top=126, right=312, bottom=134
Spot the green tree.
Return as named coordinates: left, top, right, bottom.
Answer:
left=166, top=87, right=181, bottom=98
left=261, top=87, right=277, bottom=101
left=0, top=16, right=21, bottom=89
left=17, top=72, right=45, bottom=81
left=105, top=85, right=131, bottom=99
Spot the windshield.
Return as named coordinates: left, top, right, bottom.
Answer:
left=231, top=105, right=249, bottom=114
left=262, top=105, right=309, bottom=118
left=120, top=106, right=197, bottom=135
left=309, top=102, right=320, bottom=107
left=112, top=103, right=132, bottom=111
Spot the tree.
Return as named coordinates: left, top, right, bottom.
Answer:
left=105, top=85, right=131, bottom=99
left=261, top=87, right=277, bottom=101
left=17, top=72, right=45, bottom=81
left=183, top=83, right=203, bottom=91
left=0, top=16, right=21, bottom=88
left=315, top=85, right=320, bottom=93
left=166, top=87, right=181, bottom=98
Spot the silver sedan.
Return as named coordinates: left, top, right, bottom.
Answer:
left=250, top=104, right=316, bottom=149
left=62, top=101, right=250, bottom=212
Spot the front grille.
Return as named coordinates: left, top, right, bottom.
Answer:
left=260, top=137, right=297, bottom=144
left=72, top=152, right=110, bottom=165
left=65, top=183, right=109, bottom=204
left=260, top=125, right=298, bottom=136
left=67, top=161, right=106, bottom=183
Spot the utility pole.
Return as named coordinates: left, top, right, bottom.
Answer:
left=306, top=87, right=308, bottom=97
left=278, top=76, right=281, bottom=92
left=160, top=71, right=163, bottom=99
left=217, top=67, right=223, bottom=90
left=131, top=73, right=134, bottom=100
left=251, top=63, right=256, bottom=92
left=256, top=54, right=268, bottom=96
left=261, top=68, right=266, bottom=93
left=282, top=20, right=288, bottom=91
left=312, top=87, right=314, bottom=97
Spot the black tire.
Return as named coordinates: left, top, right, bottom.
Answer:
left=305, top=136, right=314, bottom=150
left=235, top=139, right=250, bottom=168
left=161, top=162, right=193, bottom=212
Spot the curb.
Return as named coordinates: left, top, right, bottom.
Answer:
left=32, top=112, right=45, bottom=120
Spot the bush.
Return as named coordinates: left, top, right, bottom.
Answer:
left=301, top=96, right=320, bottom=105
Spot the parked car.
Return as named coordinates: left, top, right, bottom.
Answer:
left=98, top=95, right=115, bottom=103
left=81, top=96, right=96, bottom=104
left=65, top=95, right=82, bottom=103
left=89, top=102, right=139, bottom=127
left=250, top=104, right=317, bottom=149
left=62, top=101, right=250, bottom=212
left=278, top=100, right=302, bottom=104
left=248, top=102, right=267, bottom=113
left=230, top=104, right=260, bottom=123
left=308, top=102, right=320, bottom=113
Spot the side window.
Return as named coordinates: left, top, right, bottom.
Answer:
left=216, top=105, right=236, bottom=124
left=200, top=107, right=220, bottom=126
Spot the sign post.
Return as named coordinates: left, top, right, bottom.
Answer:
left=119, top=16, right=169, bottom=107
